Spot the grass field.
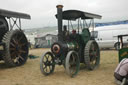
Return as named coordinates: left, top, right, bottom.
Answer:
left=0, top=48, right=118, bottom=85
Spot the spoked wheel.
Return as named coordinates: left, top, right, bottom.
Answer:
left=2, top=29, right=28, bottom=67
left=40, top=52, right=55, bottom=76
left=65, top=51, right=80, bottom=77
left=84, top=40, right=100, bottom=70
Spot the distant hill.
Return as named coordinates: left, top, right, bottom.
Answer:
left=24, top=20, right=128, bottom=35
left=95, top=20, right=128, bottom=27
left=24, top=26, right=57, bottom=35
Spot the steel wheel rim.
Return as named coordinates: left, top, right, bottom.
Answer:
left=40, top=52, right=55, bottom=75
left=9, top=31, right=28, bottom=65
left=65, top=51, right=80, bottom=77
left=69, top=53, right=77, bottom=74
left=89, top=42, right=100, bottom=69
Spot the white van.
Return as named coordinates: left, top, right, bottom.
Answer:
left=92, top=24, right=128, bottom=50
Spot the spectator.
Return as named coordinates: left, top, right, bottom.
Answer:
left=114, top=58, right=128, bottom=85
left=28, top=40, right=31, bottom=49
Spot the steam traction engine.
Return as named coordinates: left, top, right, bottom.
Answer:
left=0, top=9, right=31, bottom=67
left=40, top=5, right=102, bottom=77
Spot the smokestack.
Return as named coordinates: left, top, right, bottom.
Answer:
left=56, top=5, right=63, bottom=41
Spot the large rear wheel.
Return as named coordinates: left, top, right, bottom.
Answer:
left=2, top=29, right=28, bottom=67
left=84, top=40, right=100, bottom=70
left=65, top=51, right=80, bottom=77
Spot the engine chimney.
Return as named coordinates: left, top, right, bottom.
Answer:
left=56, top=5, right=63, bottom=41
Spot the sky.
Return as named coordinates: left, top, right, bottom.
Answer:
left=0, top=0, right=128, bottom=29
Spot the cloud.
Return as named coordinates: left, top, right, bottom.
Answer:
left=0, top=0, right=128, bottom=29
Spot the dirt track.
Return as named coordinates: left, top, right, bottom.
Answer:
left=0, top=48, right=118, bottom=85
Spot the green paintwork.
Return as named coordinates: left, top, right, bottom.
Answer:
left=59, top=42, right=79, bottom=61
left=47, top=40, right=50, bottom=45
left=73, top=57, right=80, bottom=77
left=67, top=42, right=78, bottom=50
left=119, top=48, right=128, bottom=62
left=81, top=28, right=91, bottom=43
left=59, top=55, right=65, bottom=61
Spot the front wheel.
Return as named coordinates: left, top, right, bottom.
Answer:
left=40, top=52, right=55, bottom=76
left=65, top=51, right=80, bottom=77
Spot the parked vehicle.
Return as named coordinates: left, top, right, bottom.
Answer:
left=40, top=5, right=102, bottom=77
left=117, top=34, right=128, bottom=62
left=92, top=24, right=128, bottom=50
left=0, top=9, right=31, bottom=67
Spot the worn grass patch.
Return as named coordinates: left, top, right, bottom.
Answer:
left=0, top=48, right=118, bottom=85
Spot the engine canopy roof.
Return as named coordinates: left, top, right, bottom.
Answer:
left=56, top=10, right=102, bottom=20
left=0, top=9, right=31, bottom=19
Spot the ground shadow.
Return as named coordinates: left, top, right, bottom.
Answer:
left=79, top=63, right=88, bottom=70
left=0, top=61, right=10, bottom=69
